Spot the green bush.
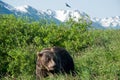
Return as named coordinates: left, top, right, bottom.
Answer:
left=0, top=14, right=93, bottom=77
left=7, top=46, right=36, bottom=77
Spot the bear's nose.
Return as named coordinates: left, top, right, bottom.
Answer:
left=52, top=64, right=57, bottom=69
left=49, top=64, right=56, bottom=70
left=48, top=60, right=56, bottom=70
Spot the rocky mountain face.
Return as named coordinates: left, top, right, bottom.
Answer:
left=0, top=1, right=120, bottom=29
left=0, top=1, right=60, bottom=23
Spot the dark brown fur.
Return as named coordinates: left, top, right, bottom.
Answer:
left=36, top=46, right=75, bottom=79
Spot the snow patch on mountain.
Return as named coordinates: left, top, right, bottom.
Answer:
left=15, top=5, right=29, bottom=12
left=45, top=9, right=89, bottom=22
left=92, top=16, right=120, bottom=28
left=55, top=10, right=82, bottom=22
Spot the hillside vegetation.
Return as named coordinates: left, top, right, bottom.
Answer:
left=0, top=15, right=120, bottom=80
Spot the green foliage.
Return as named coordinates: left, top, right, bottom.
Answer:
left=7, top=46, right=36, bottom=77
left=0, top=14, right=92, bottom=77
left=0, top=14, right=120, bottom=80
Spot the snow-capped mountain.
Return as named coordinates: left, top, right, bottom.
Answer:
left=45, top=9, right=89, bottom=22
left=0, top=1, right=120, bottom=29
left=15, top=5, right=30, bottom=12
left=0, top=1, right=60, bottom=22
left=0, top=0, right=16, bottom=14
left=15, top=5, right=61, bottom=22
left=92, top=16, right=120, bottom=29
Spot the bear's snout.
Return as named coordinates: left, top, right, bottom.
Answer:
left=47, top=59, right=56, bottom=71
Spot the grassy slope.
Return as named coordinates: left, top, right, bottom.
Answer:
left=2, top=30, right=120, bottom=80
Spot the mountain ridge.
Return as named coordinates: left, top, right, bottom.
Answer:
left=0, top=1, right=120, bottom=29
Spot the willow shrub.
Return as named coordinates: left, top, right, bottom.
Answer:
left=0, top=15, right=93, bottom=77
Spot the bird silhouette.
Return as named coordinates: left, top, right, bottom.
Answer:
left=65, top=3, right=71, bottom=8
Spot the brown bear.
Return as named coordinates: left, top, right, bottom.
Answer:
left=36, top=46, right=75, bottom=79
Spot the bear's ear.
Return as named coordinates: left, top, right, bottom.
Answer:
left=37, top=52, right=43, bottom=57
left=50, top=48, right=54, bottom=52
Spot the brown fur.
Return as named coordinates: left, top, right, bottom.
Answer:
left=36, top=46, right=75, bottom=79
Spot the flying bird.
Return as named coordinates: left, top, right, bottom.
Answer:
left=65, top=3, right=71, bottom=8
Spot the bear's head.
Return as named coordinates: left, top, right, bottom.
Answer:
left=37, top=48, right=60, bottom=73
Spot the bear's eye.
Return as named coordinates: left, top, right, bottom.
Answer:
left=46, top=57, right=51, bottom=62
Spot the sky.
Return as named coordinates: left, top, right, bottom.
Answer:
left=2, top=0, right=120, bottom=18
